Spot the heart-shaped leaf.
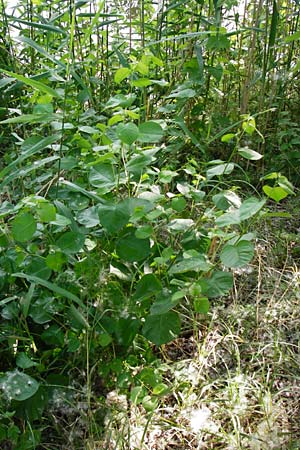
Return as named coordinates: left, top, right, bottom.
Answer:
left=220, top=241, right=254, bottom=268
left=142, top=311, right=181, bottom=345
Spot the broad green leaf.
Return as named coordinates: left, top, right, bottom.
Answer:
left=171, top=197, right=187, bottom=212
left=25, top=256, right=52, bottom=280
left=193, top=297, right=210, bottom=313
left=98, top=201, right=130, bottom=233
left=216, top=197, right=265, bottom=227
left=41, top=324, right=64, bottom=346
left=0, top=69, right=59, bottom=97
left=263, top=185, right=288, bottom=202
left=135, top=224, right=153, bottom=239
left=116, top=233, right=151, bottom=262
left=168, top=219, right=194, bottom=232
left=114, top=67, right=131, bottom=83
left=220, top=241, right=254, bottom=268
left=238, top=147, right=263, bottom=160
left=89, top=163, right=116, bottom=193
left=206, top=35, right=230, bottom=49
left=169, top=256, right=211, bottom=275
left=132, top=78, right=153, bottom=87
left=142, top=311, right=181, bottom=345
left=133, top=274, right=162, bottom=300
left=56, top=231, right=85, bottom=254
left=13, top=273, right=84, bottom=308
left=242, top=117, right=256, bottom=135
left=150, top=290, right=181, bottom=315
left=126, top=151, right=154, bottom=176
left=16, top=353, right=37, bottom=369
left=76, top=206, right=100, bottom=228
left=116, top=122, right=139, bottom=145
left=167, top=88, right=196, bottom=99
left=36, top=202, right=56, bottom=222
left=207, top=163, right=234, bottom=178
left=221, top=133, right=236, bottom=142
left=45, top=252, right=67, bottom=271
left=205, top=271, right=234, bottom=298
left=138, top=121, right=164, bottom=143
left=105, top=93, right=136, bottom=109
left=0, top=370, right=39, bottom=401
left=12, top=213, right=37, bottom=242
left=239, top=197, right=266, bottom=221
left=142, top=395, right=158, bottom=411
left=159, top=170, right=178, bottom=183
left=278, top=176, right=295, bottom=195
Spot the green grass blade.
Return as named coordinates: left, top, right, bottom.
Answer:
left=8, top=17, right=68, bottom=35
left=13, top=273, right=85, bottom=308
left=0, top=113, right=63, bottom=124
left=0, top=135, right=60, bottom=179
left=0, top=69, right=60, bottom=97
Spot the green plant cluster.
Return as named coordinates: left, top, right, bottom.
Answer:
left=0, top=0, right=297, bottom=447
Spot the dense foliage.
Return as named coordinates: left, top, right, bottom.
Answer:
left=0, top=0, right=299, bottom=448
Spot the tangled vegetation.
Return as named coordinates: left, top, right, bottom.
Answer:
left=0, top=0, right=299, bottom=448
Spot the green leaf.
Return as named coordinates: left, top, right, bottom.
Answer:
left=238, top=147, right=263, bottom=160
left=45, top=252, right=67, bottom=271
left=142, top=311, right=181, bottom=346
left=205, top=271, right=234, bottom=298
left=12, top=213, right=37, bottom=242
left=0, top=370, right=39, bottom=401
left=285, top=30, right=300, bottom=43
left=9, top=16, right=67, bottom=35
left=207, top=163, right=234, bottom=178
left=169, top=255, right=211, bottom=274
left=36, top=202, right=56, bottom=222
left=138, top=121, right=164, bottom=143
left=193, top=297, right=210, bottom=313
left=114, top=67, right=131, bottom=83
left=135, top=224, right=153, bottom=239
left=0, top=69, right=59, bottom=97
left=13, top=273, right=84, bottom=308
left=216, top=197, right=265, bottom=227
left=116, top=233, right=151, bottom=262
left=41, top=324, right=64, bottom=346
left=221, top=133, right=236, bottom=142
left=25, top=257, right=52, bottom=280
left=77, top=206, right=100, bottom=228
left=0, top=134, right=59, bottom=180
left=132, top=78, right=153, bottom=87
left=133, top=274, right=162, bottom=300
left=116, top=122, right=139, bottom=145
left=263, top=185, right=288, bottom=202
left=206, top=35, right=230, bottom=49
left=89, top=163, right=116, bottom=193
left=98, top=201, right=130, bottom=233
left=56, top=231, right=85, bottom=254
left=150, top=290, right=182, bottom=315
left=239, top=197, right=266, bottom=221
left=0, top=113, right=62, bottom=124
left=167, top=88, right=196, bottom=99
left=69, top=304, right=89, bottom=329
left=167, top=219, right=194, bottom=232
left=16, top=353, right=37, bottom=369
left=220, top=241, right=254, bottom=268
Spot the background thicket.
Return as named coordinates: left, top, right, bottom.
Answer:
left=0, top=0, right=299, bottom=449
